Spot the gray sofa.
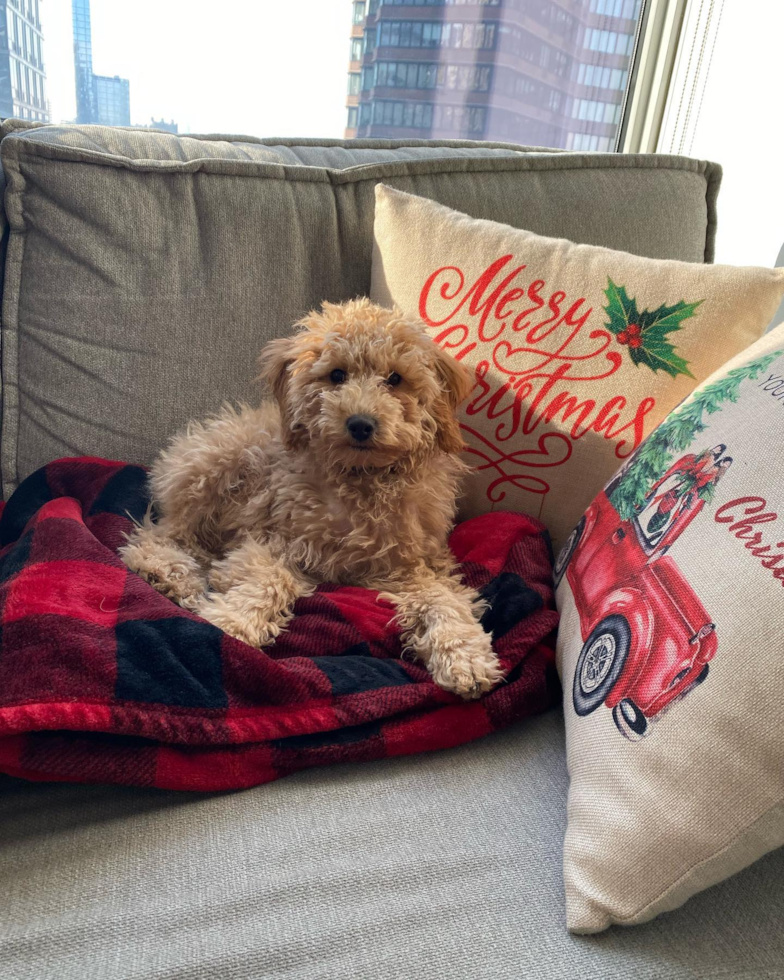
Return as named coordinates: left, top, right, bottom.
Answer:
left=1, top=124, right=782, bottom=980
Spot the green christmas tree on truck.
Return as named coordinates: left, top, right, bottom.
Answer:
left=610, top=348, right=784, bottom=520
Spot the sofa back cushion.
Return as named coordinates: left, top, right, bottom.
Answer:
left=0, top=125, right=721, bottom=496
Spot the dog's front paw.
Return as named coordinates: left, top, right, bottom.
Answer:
left=424, top=627, right=505, bottom=700
left=195, top=592, right=282, bottom=648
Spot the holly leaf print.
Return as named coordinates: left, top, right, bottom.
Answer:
left=603, top=280, right=638, bottom=336
left=603, top=279, right=702, bottom=380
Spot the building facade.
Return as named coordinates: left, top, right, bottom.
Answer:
left=72, top=0, right=96, bottom=123
left=345, top=0, right=641, bottom=149
left=148, top=118, right=178, bottom=134
left=94, top=73, right=130, bottom=126
left=72, top=0, right=131, bottom=125
left=0, top=0, right=49, bottom=122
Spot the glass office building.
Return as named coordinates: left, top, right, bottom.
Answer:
left=346, top=0, right=642, bottom=149
left=0, top=0, right=49, bottom=122
left=72, top=0, right=97, bottom=123
left=94, top=73, right=130, bottom=127
left=72, top=0, right=130, bottom=125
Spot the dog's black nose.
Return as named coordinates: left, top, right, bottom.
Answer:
left=346, top=415, right=377, bottom=442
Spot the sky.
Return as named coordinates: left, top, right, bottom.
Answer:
left=41, top=0, right=352, bottom=136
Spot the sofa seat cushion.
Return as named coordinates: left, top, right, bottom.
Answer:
left=1, top=709, right=782, bottom=980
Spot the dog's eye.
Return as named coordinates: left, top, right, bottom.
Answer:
left=329, top=369, right=347, bottom=385
left=386, top=372, right=402, bottom=387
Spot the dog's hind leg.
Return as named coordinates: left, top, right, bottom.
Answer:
left=195, top=536, right=316, bottom=648
left=119, top=516, right=208, bottom=611
left=147, top=404, right=274, bottom=557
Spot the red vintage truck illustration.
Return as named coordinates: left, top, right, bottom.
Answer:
left=555, top=448, right=729, bottom=740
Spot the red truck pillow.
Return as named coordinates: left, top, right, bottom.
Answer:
left=555, top=323, right=784, bottom=933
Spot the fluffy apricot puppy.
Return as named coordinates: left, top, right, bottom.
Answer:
left=120, top=299, right=503, bottom=699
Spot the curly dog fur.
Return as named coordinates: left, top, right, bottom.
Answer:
left=120, top=299, right=503, bottom=698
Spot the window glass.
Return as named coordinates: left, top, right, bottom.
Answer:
left=659, top=1, right=784, bottom=267
left=40, top=0, right=646, bottom=150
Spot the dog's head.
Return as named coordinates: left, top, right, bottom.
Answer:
left=259, top=299, right=471, bottom=469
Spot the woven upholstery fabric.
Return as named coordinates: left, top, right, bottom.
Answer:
left=1, top=709, right=783, bottom=980
left=0, top=125, right=720, bottom=497
left=0, top=457, right=558, bottom=791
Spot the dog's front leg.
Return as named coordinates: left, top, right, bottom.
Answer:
left=195, top=536, right=315, bottom=648
left=381, top=572, right=504, bottom=700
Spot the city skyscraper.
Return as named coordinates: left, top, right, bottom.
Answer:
left=0, top=0, right=49, bottom=122
left=345, top=0, right=641, bottom=150
left=93, top=73, right=130, bottom=126
left=72, top=0, right=130, bottom=126
left=72, top=0, right=96, bottom=122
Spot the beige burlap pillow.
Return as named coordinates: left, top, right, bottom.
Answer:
left=554, top=324, right=784, bottom=932
left=371, top=184, right=784, bottom=551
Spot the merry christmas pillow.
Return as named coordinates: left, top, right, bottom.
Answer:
left=555, top=323, right=784, bottom=932
left=371, top=184, right=784, bottom=550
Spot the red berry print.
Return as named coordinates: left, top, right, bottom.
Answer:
left=627, top=323, right=641, bottom=337
left=617, top=330, right=629, bottom=345
left=629, top=336, right=642, bottom=348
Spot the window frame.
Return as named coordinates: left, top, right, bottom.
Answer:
left=617, top=0, right=689, bottom=152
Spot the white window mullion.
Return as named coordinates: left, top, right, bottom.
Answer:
left=617, top=0, right=690, bottom=153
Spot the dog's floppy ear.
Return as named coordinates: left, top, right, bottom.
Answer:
left=258, top=336, right=309, bottom=451
left=430, top=344, right=473, bottom=455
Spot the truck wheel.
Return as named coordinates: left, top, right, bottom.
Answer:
left=572, top=614, right=631, bottom=716
left=612, top=699, right=648, bottom=740
left=554, top=517, right=585, bottom=588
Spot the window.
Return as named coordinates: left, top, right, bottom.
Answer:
left=573, top=98, right=622, bottom=126
left=377, top=20, right=495, bottom=51
left=40, top=0, right=650, bottom=149
left=656, top=0, right=783, bottom=266
left=590, top=0, right=641, bottom=17
left=422, top=22, right=440, bottom=47
left=367, top=99, right=485, bottom=136
left=373, top=60, right=491, bottom=93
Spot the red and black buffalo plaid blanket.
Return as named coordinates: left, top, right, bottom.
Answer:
left=0, top=458, right=559, bottom=791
